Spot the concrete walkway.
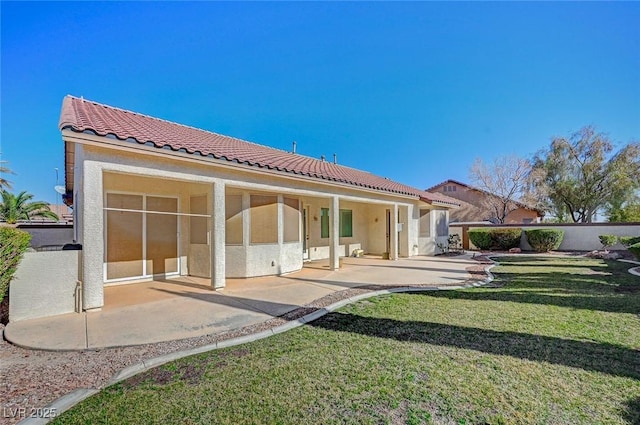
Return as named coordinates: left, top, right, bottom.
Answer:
left=4, top=255, right=476, bottom=351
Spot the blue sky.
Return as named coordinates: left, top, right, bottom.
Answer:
left=2, top=1, right=639, bottom=204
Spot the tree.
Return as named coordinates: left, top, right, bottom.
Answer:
left=530, top=126, right=640, bottom=223
left=0, top=190, right=59, bottom=224
left=606, top=195, right=640, bottom=222
left=468, top=155, right=532, bottom=224
left=0, top=161, right=13, bottom=190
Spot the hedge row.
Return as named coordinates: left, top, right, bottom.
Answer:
left=468, top=228, right=522, bottom=250
left=468, top=228, right=566, bottom=252
left=0, top=226, right=31, bottom=304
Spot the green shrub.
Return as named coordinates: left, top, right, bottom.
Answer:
left=629, top=243, right=640, bottom=261
left=525, top=229, right=565, bottom=252
left=491, top=228, right=522, bottom=250
left=468, top=229, right=492, bottom=250
left=598, top=234, right=618, bottom=249
left=0, top=226, right=31, bottom=304
left=620, top=236, right=640, bottom=247
left=468, top=228, right=522, bottom=250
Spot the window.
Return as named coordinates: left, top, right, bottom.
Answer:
left=419, top=209, right=431, bottom=237
left=339, top=209, right=353, bottom=237
left=283, top=197, right=300, bottom=242
left=443, top=185, right=457, bottom=193
left=321, top=208, right=353, bottom=238
left=250, top=195, right=277, bottom=244
left=435, top=210, right=448, bottom=237
left=320, top=208, right=329, bottom=238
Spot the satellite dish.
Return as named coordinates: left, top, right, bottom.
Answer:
left=54, top=185, right=65, bottom=195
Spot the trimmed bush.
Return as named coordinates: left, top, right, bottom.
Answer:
left=491, top=228, right=522, bottom=250
left=598, top=234, right=618, bottom=249
left=468, top=228, right=522, bottom=251
left=468, top=229, right=492, bottom=250
left=525, top=229, right=565, bottom=252
left=620, top=236, right=640, bottom=247
left=629, top=242, right=640, bottom=261
left=0, top=226, right=31, bottom=304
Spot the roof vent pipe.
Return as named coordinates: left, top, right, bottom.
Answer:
left=321, top=155, right=326, bottom=162
left=333, top=153, right=337, bottom=164
left=292, top=141, right=297, bottom=154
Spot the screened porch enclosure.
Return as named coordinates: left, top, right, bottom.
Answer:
left=103, top=172, right=212, bottom=283
left=105, top=193, right=180, bottom=281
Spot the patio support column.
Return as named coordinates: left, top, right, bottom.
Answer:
left=390, top=203, right=398, bottom=260
left=211, top=181, right=226, bottom=289
left=329, top=196, right=340, bottom=270
left=82, top=160, right=104, bottom=311
left=399, top=205, right=410, bottom=257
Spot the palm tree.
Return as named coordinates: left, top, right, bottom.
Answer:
left=0, top=161, right=13, bottom=190
left=0, top=190, right=59, bottom=224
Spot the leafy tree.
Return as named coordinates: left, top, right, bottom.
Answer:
left=607, top=202, right=640, bottom=222
left=530, top=126, right=640, bottom=223
left=0, top=161, right=13, bottom=190
left=0, top=190, right=59, bottom=224
left=469, top=155, right=532, bottom=224
left=606, top=190, right=640, bottom=222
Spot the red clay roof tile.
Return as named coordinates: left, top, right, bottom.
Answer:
left=60, top=96, right=458, bottom=206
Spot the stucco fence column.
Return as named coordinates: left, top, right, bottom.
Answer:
left=81, top=161, right=105, bottom=311
left=211, top=180, right=226, bottom=289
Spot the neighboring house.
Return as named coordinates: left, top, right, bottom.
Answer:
left=59, top=96, right=459, bottom=312
left=426, top=179, right=543, bottom=224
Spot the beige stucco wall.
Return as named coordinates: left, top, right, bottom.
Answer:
left=452, top=223, right=640, bottom=251
left=10, top=251, right=80, bottom=322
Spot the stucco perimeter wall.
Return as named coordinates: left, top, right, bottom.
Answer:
left=451, top=223, right=640, bottom=251
left=16, top=225, right=75, bottom=249
left=10, top=251, right=80, bottom=322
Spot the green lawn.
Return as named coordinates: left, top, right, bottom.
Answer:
left=54, top=257, right=640, bottom=425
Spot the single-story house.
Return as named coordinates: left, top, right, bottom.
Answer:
left=60, top=96, right=459, bottom=312
left=426, top=179, right=543, bottom=224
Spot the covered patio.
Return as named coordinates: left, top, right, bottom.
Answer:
left=4, top=254, right=479, bottom=350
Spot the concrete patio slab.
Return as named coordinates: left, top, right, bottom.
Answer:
left=4, top=255, right=477, bottom=351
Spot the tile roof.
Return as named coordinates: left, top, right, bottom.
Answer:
left=59, top=96, right=458, bottom=206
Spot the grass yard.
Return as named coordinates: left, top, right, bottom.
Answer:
left=54, top=256, right=640, bottom=424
